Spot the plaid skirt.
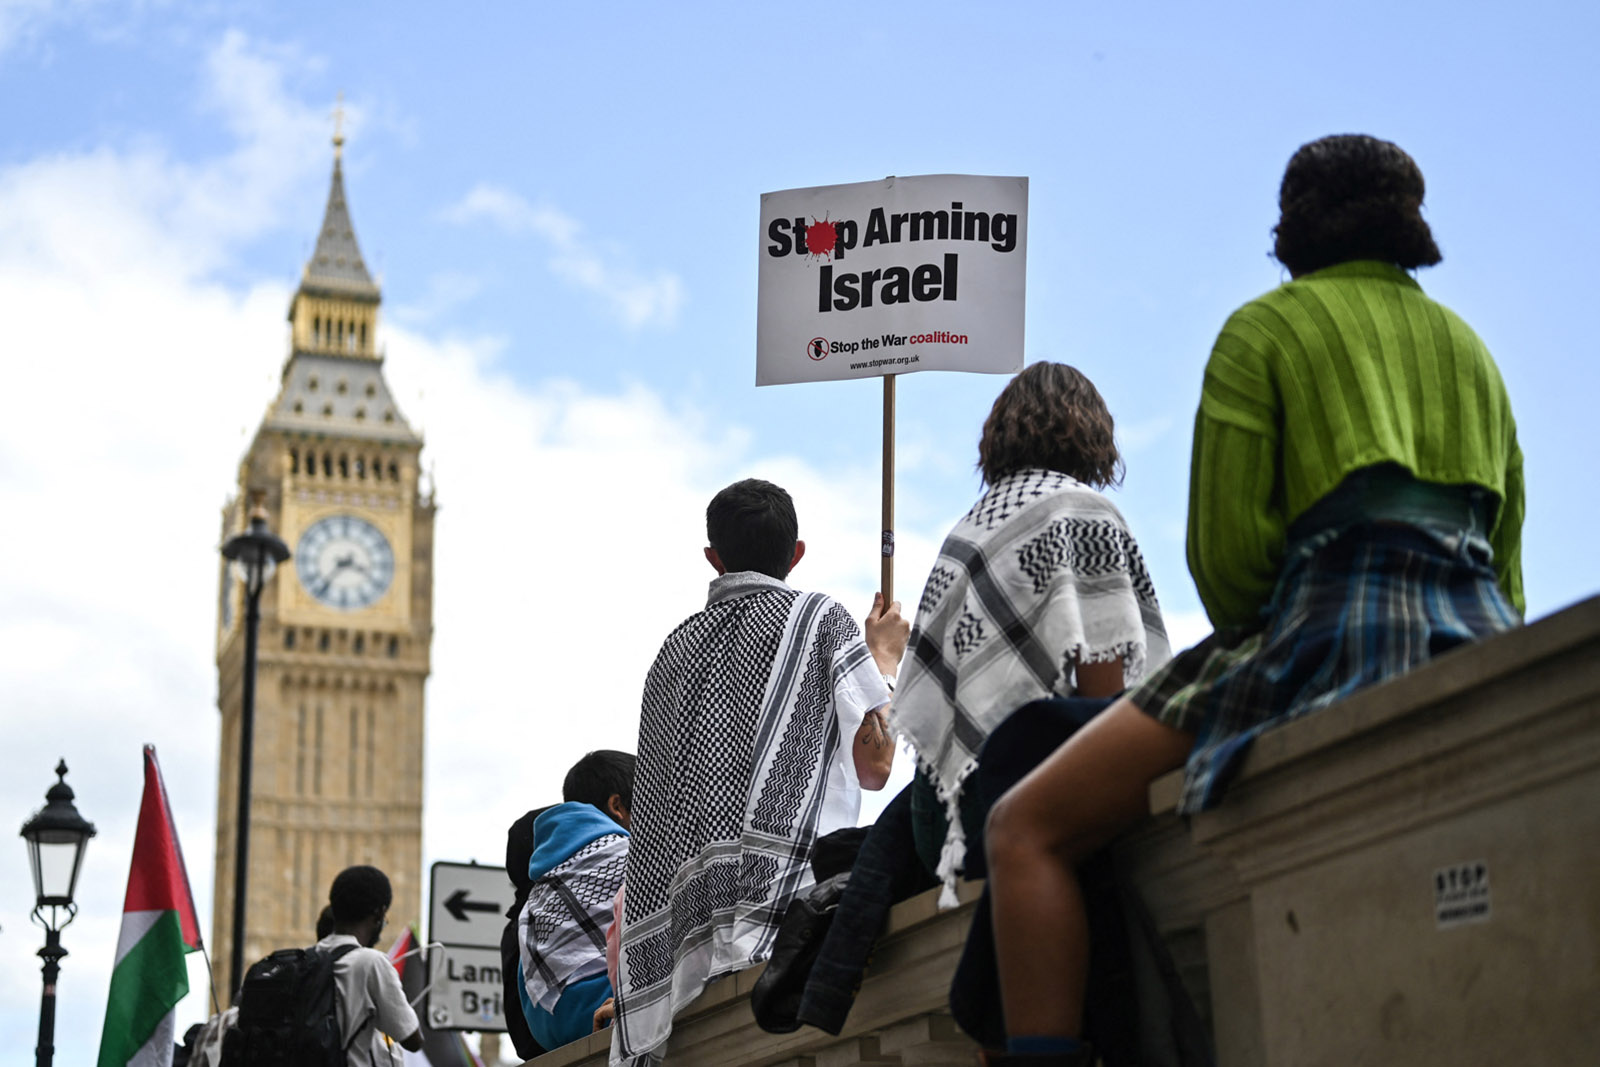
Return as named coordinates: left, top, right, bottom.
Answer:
left=1133, top=521, right=1519, bottom=814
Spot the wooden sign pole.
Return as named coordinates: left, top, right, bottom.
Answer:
left=881, top=374, right=896, bottom=604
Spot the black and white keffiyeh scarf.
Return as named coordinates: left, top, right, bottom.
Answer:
left=518, top=830, right=629, bottom=1013
left=611, top=572, right=889, bottom=1066
left=893, top=469, right=1171, bottom=902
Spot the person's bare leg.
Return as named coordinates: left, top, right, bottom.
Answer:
left=984, top=699, right=1193, bottom=1038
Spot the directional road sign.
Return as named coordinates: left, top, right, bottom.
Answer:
left=429, top=861, right=514, bottom=949
left=426, top=944, right=509, bottom=1032
left=428, top=861, right=516, bottom=1033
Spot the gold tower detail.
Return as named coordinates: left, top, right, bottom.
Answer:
left=214, top=136, right=433, bottom=989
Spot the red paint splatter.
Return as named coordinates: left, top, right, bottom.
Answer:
left=804, top=216, right=839, bottom=260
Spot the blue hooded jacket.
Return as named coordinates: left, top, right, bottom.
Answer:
left=517, top=802, right=628, bottom=1049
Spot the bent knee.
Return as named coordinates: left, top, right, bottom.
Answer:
left=985, top=790, right=1101, bottom=872
left=986, top=792, right=1065, bottom=867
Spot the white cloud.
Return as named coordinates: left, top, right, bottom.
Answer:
left=0, top=31, right=327, bottom=285
left=189, top=30, right=332, bottom=238
left=0, top=150, right=294, bottom=1063
left=443, top=183, right=685, bottom=330
left=0, top=31, right=927, bottom=1064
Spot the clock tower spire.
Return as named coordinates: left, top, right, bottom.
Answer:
left=213, top=128, right=434, bottom=991
left=287, top=117, right=382, bottom=362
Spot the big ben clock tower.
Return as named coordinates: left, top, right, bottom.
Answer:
left=213, top=128, right=433, bottom=986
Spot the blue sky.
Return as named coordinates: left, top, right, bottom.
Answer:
left=2, top=2, right=1596, bottom=1062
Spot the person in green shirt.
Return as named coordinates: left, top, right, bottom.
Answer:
left=979, top=135, right=1524, bottom=1065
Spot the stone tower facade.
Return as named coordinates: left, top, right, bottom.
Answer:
left=213, top=134, right=433, bottom=990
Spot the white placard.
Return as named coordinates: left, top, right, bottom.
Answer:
left=757, top=174, right=1028, bottom=386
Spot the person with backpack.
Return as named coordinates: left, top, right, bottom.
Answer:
left=227, top=864, right=422, bottom=1065
left=316, top=865, right=423, bottom=1064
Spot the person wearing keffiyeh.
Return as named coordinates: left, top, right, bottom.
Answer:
left=610, top=478, right=907, bottom=1067
left=893, top=362, right=1171, bottom=907
left=517, top=751, right=635, bottom=1051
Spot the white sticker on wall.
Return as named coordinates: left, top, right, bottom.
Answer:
left=1434, top=861, right=1491, bottom=929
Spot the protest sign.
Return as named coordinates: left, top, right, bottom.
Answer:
left=757, top=174, right=1028, bottom=386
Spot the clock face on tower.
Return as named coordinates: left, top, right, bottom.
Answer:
left=295, top=515, right=395, bottom=610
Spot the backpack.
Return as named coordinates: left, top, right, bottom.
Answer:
left=219, top=943, right=361, bottom=1067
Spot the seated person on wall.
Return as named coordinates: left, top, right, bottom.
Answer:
left=893, top=361, right=1171, bottom=901
left=517, top=752, right=635, bottom=1051
left=983, top=134, right=1525, bottom=1066
left=611, top=478, right=908, bottom=1066
left=502, top=807, right=552, bottom=1062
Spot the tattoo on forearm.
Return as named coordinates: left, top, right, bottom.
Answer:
left=860, top=710, right=892, bottom=750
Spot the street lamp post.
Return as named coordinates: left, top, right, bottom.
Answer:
left=220, top=497, right=290, bottom=996
left=20, top=760, right=97, bottom=1067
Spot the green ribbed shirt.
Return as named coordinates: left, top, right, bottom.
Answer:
left=1188, top=260, right=1525, bottom=628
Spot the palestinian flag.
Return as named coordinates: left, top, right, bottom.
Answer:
left=392, top=923, right=490, bottom=1066
left=97, top=746, right=203, bottom=1067
left=387, top=923, right=422, bottom=981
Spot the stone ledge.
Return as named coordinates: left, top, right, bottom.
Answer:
left=526, top=880, right=984, bottom=1067
left=525, top=595, right=1600, bottom=1066
left=1121, top=594, right=1600, bottom=1065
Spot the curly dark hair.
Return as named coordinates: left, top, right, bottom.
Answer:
left=1272, top=134, right=1443, bottom=277
left=328, top=864, right=392, bottom=923
left=978, top=362, right=1123, bottom=487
